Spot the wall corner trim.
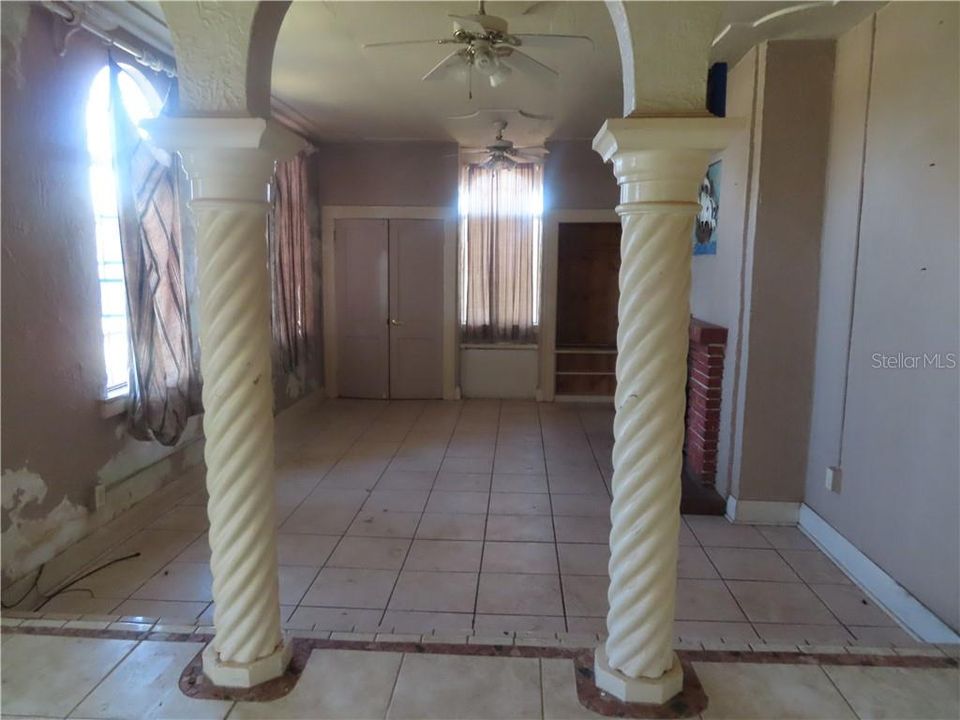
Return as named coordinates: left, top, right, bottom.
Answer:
left=725, top=496, right=800, bottom=525
left=798, top=504, right=960, bottom=644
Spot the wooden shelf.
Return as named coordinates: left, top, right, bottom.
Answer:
left=554, top=222, right=621, bottom=398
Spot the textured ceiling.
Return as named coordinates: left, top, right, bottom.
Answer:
left=271, top=1, right=623, bottom=147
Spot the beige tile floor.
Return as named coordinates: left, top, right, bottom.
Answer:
left=33, top=400, right=918, bottom=646
left=1, top=633, right=958, bottom=719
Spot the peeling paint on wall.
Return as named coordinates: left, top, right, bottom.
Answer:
left=0, top=9, right=206, bottom=589
left=97, top=416, right=202, bottom=487
left=1, top=467, right=89, bottom=581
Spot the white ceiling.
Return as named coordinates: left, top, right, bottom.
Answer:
left=118, top=1, right=884, bottom=147
left=271, top=1, right=623, bottom=147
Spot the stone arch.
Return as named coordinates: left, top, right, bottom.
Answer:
left=603, top=1, right=722, bottom=117
left=159, top=0, right=291, bottom=116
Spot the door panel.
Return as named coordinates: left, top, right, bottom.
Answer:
left=389, top=219, right=444, bottom=399
left=335, top=218, right=389, bottom=399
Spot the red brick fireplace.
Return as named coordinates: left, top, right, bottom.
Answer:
left=684, top=318, right=728, bottom=486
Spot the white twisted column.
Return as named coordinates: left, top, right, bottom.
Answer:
left=592, top=119, right=737, bottom=704
left=143, top=117, right=304, bottom=688
left=195, top=202, right=283, bottom=675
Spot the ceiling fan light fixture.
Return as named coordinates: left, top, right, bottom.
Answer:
left=472, top=44, right=497, bottom=74
left=481, top=154, right=516, bottom=172
left=488, top=64, right=511, bottom=87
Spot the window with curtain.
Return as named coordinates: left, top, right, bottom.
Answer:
left=85, top=63, right=162, bottom=399
left=268, top=152, right=312, bottom=382
left=107, top=59, right=200, bottom=445
left=458, top=162, right=544, bottom=344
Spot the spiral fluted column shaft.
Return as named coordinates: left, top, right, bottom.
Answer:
left=195, top=202, right=282, bottom=666
left=605, top=205, right=694, bottom=679
left=591, top=111, right=737, bottom=707
left=141, top=117, right=305, bottom=687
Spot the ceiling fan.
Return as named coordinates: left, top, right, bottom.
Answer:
left=363, top=1, right=592, bottom=91
left=460, top=120, right=547, bottom=170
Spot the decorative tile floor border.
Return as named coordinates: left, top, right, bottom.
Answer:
left=3, top=612, right=960, bottom=658
left=4, top=612, right=960, bottom=654
left=177, top=640, right=712, bottom=715
left=4, top=621, right=956, bottom=718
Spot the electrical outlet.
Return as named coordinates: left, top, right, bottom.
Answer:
left=825, top=466, right=842, bottom=493
left=93, top=481, right=107, bottom=511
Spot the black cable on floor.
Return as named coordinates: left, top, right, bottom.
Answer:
left=2, top=551, right=142, bottom=612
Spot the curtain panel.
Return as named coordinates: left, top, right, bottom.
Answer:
left=111, top=62, right=199, bottom=446
left=459, top=163, right=543, bottom=343
left=268, top=152, right=312, bottom=379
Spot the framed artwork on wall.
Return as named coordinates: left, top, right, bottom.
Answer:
left=693, top=160, right=721, bottom=256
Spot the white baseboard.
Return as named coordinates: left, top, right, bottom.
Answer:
left=554, top=395, right=615, bottom=404
left=725, top=496, right=800, bottom=525
left=798, top=504, right=960, bottom=644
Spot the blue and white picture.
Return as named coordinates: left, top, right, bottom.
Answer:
left=693, top=160, right=721, bottom=256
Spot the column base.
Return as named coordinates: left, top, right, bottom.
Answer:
left=594, top=646, right=683, bottom=704
left=202, top=638, right=291, bottom=688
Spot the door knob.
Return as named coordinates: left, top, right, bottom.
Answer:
left=389, top=318, right=404, bottom=326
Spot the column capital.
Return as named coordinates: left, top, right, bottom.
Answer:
left=593, top=117, right=742, bottom=161
left=141, top=117, right=307, bottom=204
left=593, top=117, right=743, bottom=208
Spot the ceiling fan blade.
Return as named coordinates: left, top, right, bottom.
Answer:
left=512, top=33, right=594, bottom=50
left=364, top=38, right=454, bottom=49
left=446, top=108, right=553, bottom=121
left=506, top=152, right=539, bottom=163
left=516, top=109, right=553, bottom=121
left=498, top=49, right=559, bottom=83
left=422, top=50, right=468, bottom=81
left=448, top=14, right=490, bottom=33
left=513, top=145, right=548, bottom=153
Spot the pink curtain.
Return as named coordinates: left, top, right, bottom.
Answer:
left=459, top=163, right=543, bottom=343
left=112, top=61, right=199, bottom=445
left=269, top=152, right=312, bottom=375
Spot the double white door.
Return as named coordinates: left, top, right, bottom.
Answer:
left=335, top=218, right=444, bottom=399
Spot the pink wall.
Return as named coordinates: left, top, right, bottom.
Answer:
left=544, top=140, right=619, bottom=210
left=0, top=7, right=202, bottom=587
left=313, top=142, right=460, bottom=208
left=310, top=139, right=619, bottom=212
left=2, top=9, right=131, bottom=510
left=804, top=3, right=959, bottom=630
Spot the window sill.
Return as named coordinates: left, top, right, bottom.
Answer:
left=100, top=394, right=128, bottom=419
left=460, top=343, right=539, bottom=351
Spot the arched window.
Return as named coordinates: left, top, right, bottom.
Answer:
left=85, top=64, right=161, bottom=398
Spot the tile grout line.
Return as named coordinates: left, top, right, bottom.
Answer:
left=697, top=541, right=764, bottom=645
left=286, top=401, right=396, bottom=631
left=538, top=657, right=546, bottom=720
left=471, top=399, right=501, bottom=631
left=375, top=401, right=460, bottom=630
left=572, top=404, right=614, bottom=501
left=382, top=647, right=408, bottom=719
left=346, top=401, right=430, bottom=629
left=572, top=404, right=614, bottom=500
left=692, top=521, right=872, bottom=646
left=62, top=636, right=143, bottom=719
left=761, top=531, right=913, bottom=641
left=818, top=661, right=864, bottom=719
left=537, top=403, right=571, bottom=633
left=764, top=540, right=863, bottom=642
